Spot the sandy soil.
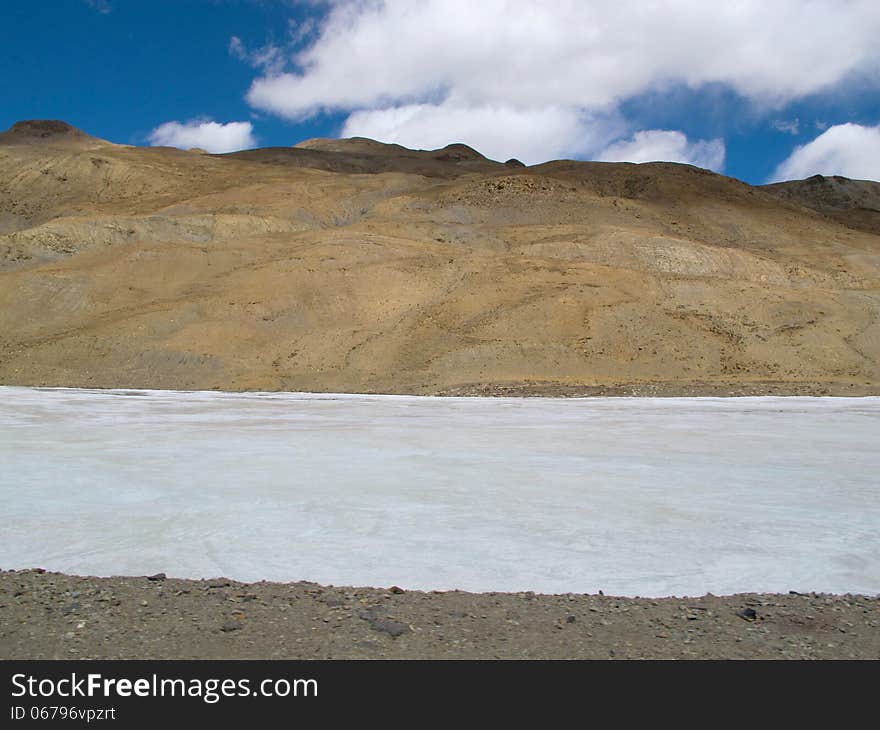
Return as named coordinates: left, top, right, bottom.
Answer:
left=1, top=570, right=877, bottom=660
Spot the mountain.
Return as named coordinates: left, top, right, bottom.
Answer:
left=0, top=119, right=103, bottom=146
left=762, top=174, right=880, bottom=236
left=0, top=120, right=878, bottom=395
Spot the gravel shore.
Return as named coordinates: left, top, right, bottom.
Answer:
left=2, top=570, right=877, bottom=659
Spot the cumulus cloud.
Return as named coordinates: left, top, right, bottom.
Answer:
left=248, top=1, right=880, bottom=116
left=597, top=130, right=725, bottom=171
left=770, top=123, right=880, bottom=182
left=240, top=0, right=880, bottom=165
left=148, top=120, right=256, bottom=153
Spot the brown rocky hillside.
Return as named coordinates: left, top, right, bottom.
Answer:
left=1, top=120, right=878, bottom=395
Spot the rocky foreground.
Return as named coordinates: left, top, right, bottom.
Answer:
left=1, top=570, right=877, bottom=660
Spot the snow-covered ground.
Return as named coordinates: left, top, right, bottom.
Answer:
left=1, top=387, right=878, bottom=596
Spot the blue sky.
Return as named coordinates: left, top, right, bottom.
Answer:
left=2, top=1, right=879, bottom=184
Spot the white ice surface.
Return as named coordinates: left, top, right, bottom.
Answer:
left=1, top=386, right=878, bottom=597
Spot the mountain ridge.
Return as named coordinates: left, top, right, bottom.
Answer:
left=0, top=120, right=877, bottom=396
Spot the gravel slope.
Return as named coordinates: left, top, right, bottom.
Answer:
left=2, top=570, right=877, bottom=660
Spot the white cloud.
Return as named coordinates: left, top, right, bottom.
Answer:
left=148, top=120, right=256, bottom=154
left=770, top=123, right=880, bottom=182
left=84, top=0, right=111, bottom=14
left=597, top=130, right=725, bottom=171
left=772, top=119, right=800, bottom=135
left=242, top=0, right=880, bottom=166
left=229, top=36, right=249, bottom=62
left=247, top=1, right=880, bottom=115
left=229, top=36, right=285, bottom=75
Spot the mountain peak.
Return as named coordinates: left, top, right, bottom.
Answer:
left=0, top=119, right=99, bottom=143
left=293, top=137, right=409, bottom=155
left=431, top=143, right=486, bottom=162
left=8, top=119, right=89, bottom=137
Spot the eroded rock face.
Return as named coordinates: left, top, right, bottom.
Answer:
left=0, top=120, right=878, bottom=395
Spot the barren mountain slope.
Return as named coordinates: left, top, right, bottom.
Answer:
left=762, top=174, right=880, bottom=236
left=0, top=121, right=878, bottom=395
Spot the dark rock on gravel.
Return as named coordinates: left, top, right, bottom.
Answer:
left=358, top=606, right=411, bottom=636
left=369, top=618, right=411, bottom=637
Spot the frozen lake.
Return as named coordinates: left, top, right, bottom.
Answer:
left=1, top=386, right=878, bottom=597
